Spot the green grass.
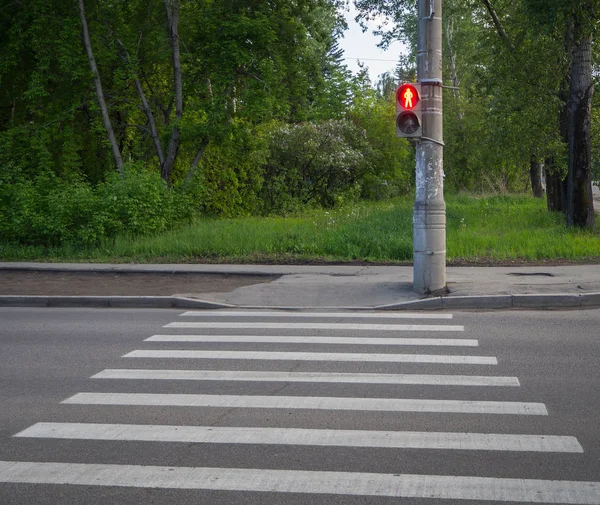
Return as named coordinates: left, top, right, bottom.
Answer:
left=446, top=194, right=600, bottom=262
left=1, top=194, right=599, bottom=264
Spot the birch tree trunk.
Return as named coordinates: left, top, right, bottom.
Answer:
left=115, top=38, right=166, bottom=168
left=78, top=0, right=124, bottom=176
left=184, top=139, right=210, bottom=186
left=162, top=0, right=183, bottom=185
left=445, top=18, right=462, bottom=119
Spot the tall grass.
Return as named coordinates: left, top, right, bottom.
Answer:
left=447, top=195, right=600, bottom=261
left=106, top=199, right=415, bottom=262
left=0, top=195, right=598, bottom=263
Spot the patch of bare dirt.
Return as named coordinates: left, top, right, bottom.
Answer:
left=0, top=271, right=278, bottom=296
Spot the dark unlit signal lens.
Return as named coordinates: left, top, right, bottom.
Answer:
left=397, top=111, right=420, bottom=135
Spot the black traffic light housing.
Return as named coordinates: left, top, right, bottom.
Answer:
left=396, top=83, right=422, bottom=139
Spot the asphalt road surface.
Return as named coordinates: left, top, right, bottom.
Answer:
left=1, top=307, right=599, bottom=505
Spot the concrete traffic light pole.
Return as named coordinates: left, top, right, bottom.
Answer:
left=413, top=0, right=446, bottom=295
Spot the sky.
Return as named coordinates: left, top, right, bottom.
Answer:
left=337, top=4, right=406, bottom=84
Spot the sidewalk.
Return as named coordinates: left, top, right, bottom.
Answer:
left=1, top=262, right=599, bottom=310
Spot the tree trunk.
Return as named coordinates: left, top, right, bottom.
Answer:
left=530, top=157, right=544, bottom=198
left=162, top=0, right=183, bottom=185
left=546, top=22, right=573, bottom=214
left=183, top=139, right=210, bottom=186
left=134, top=77, right=166, bottom=168
left=479, top=0, right=515, bottom=51
left=445, top=17, right=463, bottom=120
left=78, top=0, right=124, bottom=176
left=545, top=157, right=567, bottom=212
left=115, top=38, right=166, bottom=168
left=567, top=31, right=595, bottom=229
left=545, top=90, right=569, bottom=213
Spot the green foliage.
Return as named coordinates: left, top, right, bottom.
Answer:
left=261, top=119, right=370, bottom=212
left=0, top=165, right=194, bottom=248
left=194, top=120, right=269, bottom=217
left=349, top=90, right=414, bottom=199
left=3, top=195, right=598, bottom=263
left=3, top=0, right=597, bottom=249
left=592, top=98, right=600, bottom=186
left=97, top=166, right=174, bottom=236
left=0, top=172, right=105, bottom=247
left=440, top=0, right=567, bottom=193
left=0, top=0, right=352, bottom=186
left=447, top=194, right=599, bottom=259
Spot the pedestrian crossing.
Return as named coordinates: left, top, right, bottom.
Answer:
left=61, top=391, right=548, bottom=415
left=16, top=422, right=582, bottom=452
left=122, top=348, right=498, bottom=363
left=145, top=333, right=478, bottom=346
left=3, top=461, right=600, bottom=503
left=180, top=310, right=455, bottom=319
left=91, top=368, right=521, bottom=386
left=164, top=321, right=465, bottom=331
left=3, top=309, right=599, bottom=503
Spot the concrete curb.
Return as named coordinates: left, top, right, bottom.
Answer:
left=0, top=296, right=234, bottom=309
left=376, top=293, right=600, bottom=311
left=0, top=263, right=283, bottom=278
left=0, top=262, right=375, bottom=277
left=377, top=297, right=443, bottom=311
left=1, top=293, right=599, bottom=310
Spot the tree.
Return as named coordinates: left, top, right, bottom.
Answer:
left=355, top=0, right=597, bottom=228
left=78, top=0, right=124, bottom=175
left=522, top=0, right=597, bottom=228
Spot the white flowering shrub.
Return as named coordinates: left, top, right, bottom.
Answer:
left=261, top=120, right=370, bottom=212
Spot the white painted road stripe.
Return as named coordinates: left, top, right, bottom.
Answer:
left=1, top=461, right=598, bottom=502
left=62, top=393, right=547, bottom=415
left=165, top=322, right=464, bottom=331
left=123, top=350, right=497, bottom=364
left=92, top=369, right=519, bottom=386
left=15, top=423, right=582, bottom=453
left=146, top=334, right=478, bottom=346
left=181, top=310, right=453, bottom=320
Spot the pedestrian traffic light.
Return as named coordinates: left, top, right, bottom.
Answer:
left=396, top=83, right=422, bottom=139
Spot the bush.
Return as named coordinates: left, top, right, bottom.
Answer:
left=97, top=166, right=173, bottom=237
left=348, top=94, right=414, bottom=199
left=261, top=120, right=369, bottom=213
left=0, top=172, right=103, bottom=246
left=0, top=165, right=195, bottom=248
left=196, top=120, right=268, bottom=217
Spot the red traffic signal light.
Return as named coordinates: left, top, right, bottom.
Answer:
left=397, top=83, right=420, bottom=110
left=396, top=83, right=422, bottom=138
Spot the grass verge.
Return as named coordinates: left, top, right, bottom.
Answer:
left=1, top=194, right=599, bottom=264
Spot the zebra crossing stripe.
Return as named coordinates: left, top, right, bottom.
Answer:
left=180, top=310, right=453, bottom=319
left=15, top=423, right=582, bottom=453
left=91, top=369, right=519, bottom=386
left=61, top=392, right=547, bottom=415
left=164, top=322, right=464, bottom=331
left=123, top=349, right=497, bottom=364
left=0, top=461, right=598, bottom=502
left=145, top=334, right=478, bottom=346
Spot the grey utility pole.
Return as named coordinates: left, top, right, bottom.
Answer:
left=413, top=0, right=446, bottom=295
